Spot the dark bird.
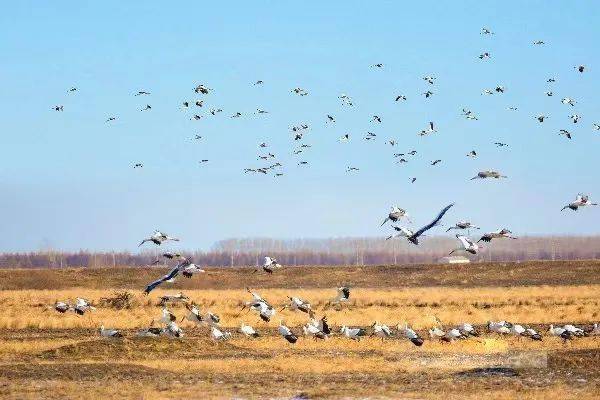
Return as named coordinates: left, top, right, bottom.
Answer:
left=395, top=95, right=407, bottom=101
left=53, top=105, right=64, bottom=112
left=372, top=115, right=382, bottom=123
left=326, top=114, right=335, bottom=123
left=195, top=101, right=203, bottom=107
left=575, top=65, right=585, bottom=73
left=559, top=129, right=572, bottom=140
left=133, top=163, right=143, bottom=168
left=140, top=104, right=151, bottom=111
left=494, top=142, right=508, bottom=147
left=479, top=52, right=491, bottom=60
left=135, top=91, right=151, bottom=96
left=68, top=87, right=77, bottom=93
left=411, top=177, right=417, bottom=183
left=406, top=203, right=454, bottom=245
left=254, top=80, right=263, bottom=85
left=106, top=117, right=116, bottom=122
left=431, top=159, right=442, bottom=166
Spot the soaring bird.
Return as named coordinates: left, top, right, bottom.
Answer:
left=395, top=95, right=407, bottom=101
left=53, top=105, right=64, bottom=112
left=139, top=230, right=179, bottom=246
left=478, top=229, right=517, bottom=242
left=494, top=142, right=508, bottom=147
left=446, top=221, right=480, bottom=232
left=381, top=206, right=411, bottom=226
left=535, top=114, right=547, bottom=123
left=592, top=123, right=600, bottom=131
left=449, top=235, right=481, bottom=255
left=292, top=87, right=308, bottom=96
left=194, top=84, right=211, bottom=94
left=326, top=114, right=335, bottom=123
left=561, top=194, right=597, bottom=211
left=467, top=150, right=477, bottom=158
left=405, top=203, right=454, bottom=245
left=386, top=225, right=413, bottom=241
left=423, top=90, right=434, bottom=98
left=106, top=117, right=117, bottom=122
left=254, top=80, right=263, bottom=85
left=419, top=122, right=436, bottom=136
left=143, top=259, right=190, bottom=294
left=470, top=170, right=507, bottom=180
left=533, top=40, right=545, bottom=45
left=423, top=76, right=435, bottom=84
left=135, top=91, right=151, bottom=96
left=545, top=91, right=553, bottom=97
left=478, top=52, right=491, bottom=60
left=569, top=114, right=581, bottom=123
left=372, top=63, right=384, bottom=68
left=371, top=115, right=382, bottom=123
left=281, top=296, right=312, bottom=315
left=575, top=65, right=585, bottom=73
left=480, top=27, right=494, bottom=35
left=431, top=159, right=442, bottom=166
left=561, top=97, right=576, bottom=106
left=559, top=129, right=572, bottom=140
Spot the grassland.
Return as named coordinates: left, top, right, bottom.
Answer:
left=0, top=261, right=599, bottom=399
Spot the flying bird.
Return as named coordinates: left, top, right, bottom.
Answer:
left=381, top=206, right=411, bottom=226
left=478, top=229, right=517, bottom=242
left=139, top=230, right=179, bottom=246
left=470, top=170, right=507, bottom=180
left=449, top=235, right=482, bottom=255
left=405, top=203, right=454, bottom=245
left=561, top=194, right=597, bottom=211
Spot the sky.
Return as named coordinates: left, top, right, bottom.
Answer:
left=0, top=1, right=599, bottom=252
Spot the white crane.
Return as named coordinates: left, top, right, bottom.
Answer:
left=386, top=225, right=413, bottom=240
left=164, top=321, right=183, bottom=338
left=303, top=318, right=329, bottom=340
left=548, top=324, right=573, bottom=342
left=99, top=325, right=123, bottom=338
left=561, top=194, right=597, bottom=211
left=590, top=323, right=600, bottom=336
left=159, top=307, right=177, bottom=325
left=331, top=287, right=350, bottom=304
left=53, top=301, right=72, bottom=313
left=470, top=170, right=507, bottom=180
left=278, top=321, right=298, bottom=343
left=73, top=298, right=96, bottom=315
left=449, top=235, right=482, bottom=255
left=446, top=221, right=480, bottom=232
left=563, top=324, right=585, bottom=337
left=478, top=229, right=517, bottom=242
left=242, top=289, right=276, bottom=322
left=381, top=206, right=411, bottom=226
left=371, top=321, right=393, bottom=342
left=396, top=323, right=424, bottom=346
left=182, top=263, right=205, bottom=278
left=561, top=97, right=576, bottom=106
left=282, top=296, right=312, bottom=315
left=457, top=322, right=479, bottom=337
left=256, top=256, right=282, bottom=274
left=240, top=322, right=260, bottom=338
left=523, top=327, right=543, bottom=341
left=340, top=325, right=367, bottom=341
left=211, top=326, right=232, bottom=341
left=487, top=321, right=511, bottom=334
left=139, top=230, right=179, bottom=247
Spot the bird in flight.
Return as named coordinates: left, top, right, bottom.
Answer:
left=494, top=142, right=508, bottom=147
left=450, top=235, right=482, bottom=255
left=559, top=129, right=572, bottom=140
left=133, top=163, right=143, bottom=168
left=480, top=27, right=494, bottom=35
left=135, top=91, right=151, bottom=96
left=406, top=203, right=454, bottom=245
left=575, top=65, right=585, bottom=73
left=381, top=206, right=411, bottom=226
left=106, top=116, right=116, bottom=122
left=395, top=95, right=407, bottom=101
left=53, top=105, right=64, bottom=112
left=467, top=150, right=477, bottom=158
left=561, top=194, right=597, bottom=211
left=139, top=230, right=179, bottom=247
left=471, top=170, right=507, bottom=180
left=569, top=114, right=580, bottom=123
left=479, top=52, right=491, bottom=60
left=431, top=159, right=442, bottom=166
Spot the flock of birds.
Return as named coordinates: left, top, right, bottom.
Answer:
left=48, top=26, right=598, bottom=347
left=50, top=27, right=599, bottom=185
left=51, top=225, right=600, bottom=346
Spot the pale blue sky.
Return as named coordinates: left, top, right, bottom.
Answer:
left=0, top=1, right=598, bottom=252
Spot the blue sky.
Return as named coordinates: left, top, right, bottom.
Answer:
left=0, top=1, right=598, bottom=252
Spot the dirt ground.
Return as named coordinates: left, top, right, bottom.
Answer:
left=0, top=261, right=598, bottom=399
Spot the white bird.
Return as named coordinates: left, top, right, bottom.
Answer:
left=182, top=263, right=205, bottom=278
left=449, top=235, right=481, bottom=255
left=386, top=225, right=413, bottom=240
left=243, top=289, right=276, bottom=322
left=487, top=321, right=511, bottom=334
left=589, top=323, right=600, bottom=336
left=73, top=298, right=96, bottom=315
left=53, top=301, right=72, bottom=313
left=561, top=97, right=576, bottom=106
left=340, top=325, right=367, bottom=341
left=592, top=123, right=600, bottom=131
left=569, top=114, right=581, bottom=123
left=139, top=230, right=179, bottom=247
left=240, top=322, right=260, bottom=338
left=381, top=206, right=411, bottom=226
left=136, top=326, right=163, bottom=338
left=303, top=318, right=329, bottom=340
left=396, top=324, right=424, bottom=346
left=523, top=327, right=543, bottom=341
left=510, top=323, right=527, bottom=339
left=563, top=324, right=585, bottom=337
left=478, top=229, right=517, bottom=242
left=194, top=84, right=211, bottom=94
left=331, top=287, right=350, bottom=304
left=423, top=76, right=435, bottom=84
left=99, top=325, right=123, bottom=338
left=562, top=194, right=597, bottom=211
left=548, top=324, right=573, bottom=342
left=255, top=256, right=282, bottom=274
left=278, top=321, right=298, bottom=343
left=471, top=170, right=507, bottom=180
left=371, top=321, right=393, bottom=342
left=183, top=303, right=204, bottom=325
left=457, top=322, right=479, bottom=337
left=480, top=27, right=494, bottom=35
left=211, top=326, right=232, bottom=341
left=428, top=326, right=446, bottom=341
left=282, top=296, right=312, bottom=314
left=164, top=321, right=183, bottom=338
left=418, top=121, right=436, bottom=136
left=159, top=307, right=177, bottom=325
left=446, top=221, right=479, bottom=232
left=159, top=292, right=189, bottom=305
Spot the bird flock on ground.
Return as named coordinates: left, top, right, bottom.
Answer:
left=49, top=26, right=598, bottom=345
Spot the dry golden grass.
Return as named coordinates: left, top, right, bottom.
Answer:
left=0, top=265, right=599, bottom=399
left=1, top=285, right=598, bottom=330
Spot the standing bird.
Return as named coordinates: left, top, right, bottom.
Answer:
left=278, top=321, right=298, bottom=343
left=240, top=322, right=260, bottom=338
left=73, top=298, right=96, bottom=315
left=381, top=206, right=411, bottom=226
left=99, top=325, right=123, bottom=338
left=397, top=324, right=424, bottom=346
left=561, top=194, right=597, bottom=211
left=211, top=326, right=232, bottom=341
left=340, top=326, right=367, bottom=341
left=406, top=203, right=454, bottom=245
left=371, top=321, right=393, bottom=342
left=139, top=230, right=179, bottom=247
left=53, top=301, right=72, bottom=313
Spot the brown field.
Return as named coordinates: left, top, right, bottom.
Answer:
left=1, top=261, right=599, bottom=399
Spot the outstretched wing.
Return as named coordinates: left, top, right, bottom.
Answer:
left=412, top=203, right=454, bottom=239
left=144, top=265, right=181, bottom=294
